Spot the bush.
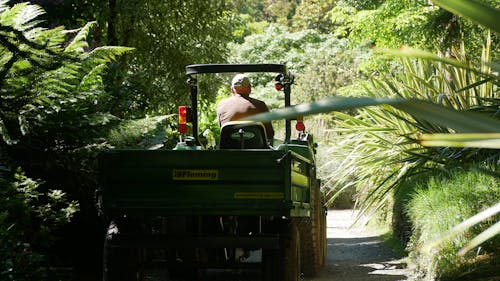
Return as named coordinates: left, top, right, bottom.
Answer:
left=0, top=168, right=78, bottom=281
left=0, top=2, right=132, bottom=277
left=405, top=169, right=500, bottom=280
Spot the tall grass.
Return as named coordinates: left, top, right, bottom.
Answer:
left=406, top=169, right=500, bottom=280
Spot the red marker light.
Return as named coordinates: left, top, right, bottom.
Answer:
left=295, top=115, right=305, bottom=131
left=296, top=121, right=305, bottom=132
left=275, top=83, right=283, bottom=91
left=178, top=124, right=188, bottom=134
left=178, top=106, right=188, bottom=134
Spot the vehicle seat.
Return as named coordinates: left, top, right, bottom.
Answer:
left=219, top=121, right=269, bottom=149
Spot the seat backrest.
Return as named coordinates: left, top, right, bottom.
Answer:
left=219, top=121, right=268, bottom=149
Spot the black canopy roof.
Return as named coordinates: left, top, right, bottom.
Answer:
left=186, top=64, right=287, bottom=75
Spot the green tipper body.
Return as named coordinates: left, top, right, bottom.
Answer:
left=98, top=148, right=313, bottom=218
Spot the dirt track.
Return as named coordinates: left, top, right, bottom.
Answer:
left=305, top=209, right=408, bottom=281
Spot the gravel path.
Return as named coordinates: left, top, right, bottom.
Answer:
left=305, top=209, right=408, bottom=281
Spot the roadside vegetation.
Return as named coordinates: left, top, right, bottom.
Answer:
left=0, top=0, right=498, bottom=280
left=406, top=169, right=499, bottom=280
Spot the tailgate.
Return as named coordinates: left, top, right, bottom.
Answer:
left=98, top=149, right=310, bottom=217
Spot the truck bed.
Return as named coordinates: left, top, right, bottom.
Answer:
left=98, top=149, right=312, bottom=217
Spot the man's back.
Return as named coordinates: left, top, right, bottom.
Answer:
left=217, top=74, right=275, bottom=140
left=217, top=94, right=274, bottom=139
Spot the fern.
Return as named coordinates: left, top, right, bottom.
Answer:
left=64, top=21, right=96, bottom=54
left=1, top=1, right=133, bottom=147
left=87, top=45, right=135, bottom=64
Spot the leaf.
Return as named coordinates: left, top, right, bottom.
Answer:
left=431, top=0, right=500, bottom=34
left=14, top=3, right=45, bottom=31
left=244, top=96, right=400, bottom=121
left=378, top=47, right=498, bottom=80
left=391, top=100, right=500, bottom=133
left=244, top=97, right=500, bottom=133
left=0, top=117, right=16, bottom=145
left=0, top=2, right=28, bottom=26
left=424, top=202, right=500, bottom=254
left=64, top=21, right=96, bottom=54
left=78, top=64, right=106, bottom=91
left=0, top=1, right=8, bottom=13
left=88, top=113, right=119, bottom=126
left=459, top=220, right=500, bottom=256
left=86, top=46, right=135, bottom=64
left=419, top=133, right=500, bottom=149
left=18, top=115, right=29, bottom=135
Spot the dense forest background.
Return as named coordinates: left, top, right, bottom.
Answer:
left=1, top=0, right=499, bottom=280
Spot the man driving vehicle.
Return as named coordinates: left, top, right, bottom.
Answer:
left=216, top=74, right=274, bottom=140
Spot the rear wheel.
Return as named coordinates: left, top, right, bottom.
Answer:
left=263, top=221, right=301, bottom=281
left=103, top=222, right=139, bottom=281
left=300, top=179, right=326, bottom=276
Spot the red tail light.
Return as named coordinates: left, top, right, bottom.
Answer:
left=178, top=106, right=188, bottom=134
left=295, top=115, right=305, bottom=131
left=275, top=82, right=284, bottom=91
left=274, top=73, right=284, bottom=91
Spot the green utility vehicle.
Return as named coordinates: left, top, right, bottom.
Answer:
left=97, top=64, right=326, bottom=281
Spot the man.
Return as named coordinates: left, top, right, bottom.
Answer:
left=216, top=74, right=274, bottom=139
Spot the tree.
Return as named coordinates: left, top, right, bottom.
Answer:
left=12, top=0, right=234, bottom=116
left=85, top=0, right=233, bottom=116
left=292, top=0, right=336, bottom=32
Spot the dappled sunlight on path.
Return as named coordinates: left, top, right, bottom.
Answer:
left=305, top=209, right=408, bottom=281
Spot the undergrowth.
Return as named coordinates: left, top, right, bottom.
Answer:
left=404, top=168, right=500, bottom=281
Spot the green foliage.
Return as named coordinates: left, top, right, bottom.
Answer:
left=324, top=40, right=499, bottom=211
left=264, top=0, right=298, bottom=26
left=230, top=0, right=268, bottom=22
left=0, top=1, right=136, bottom=275
left=330, top=0, right=498, bottom=54
left=292, top=0, right=335, bottom=32
left=104, top=0, right=233, bottom=115
left=230, top=25, right=369, bottom=104
left=0, top=2, right=133, bottom=148
left=432, top=0, right=500, bottom=34
left=0, top=1, right=133, bottom=217
left=230, top=25, right=322, bottom=69
left=405, top=169, right=500, bottom=280
left=0, top=168, right=78, bottom=281
left=12, top=0, right=107, bottom=30
left=107, top=115, right=179, bottom=149
left=231, top=14, right=269, bottom=44
left=349, top=1, right=440, bottom=48
left=21, top=0, right=235, bottom=116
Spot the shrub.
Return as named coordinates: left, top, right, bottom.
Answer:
left=406, top=169, right=500, bottom=280
left=0, top=169, right=79, bottom=281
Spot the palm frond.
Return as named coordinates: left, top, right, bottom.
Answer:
left=431, top=0, right=500, bottom=34
left=425, top=202, right=500, bottom=254
left=420, top=133, right=500, bottom=149
left=247, top=97, right=500, bottom=133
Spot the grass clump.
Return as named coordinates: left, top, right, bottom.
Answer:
left=405, top=169, right=500, bottom=281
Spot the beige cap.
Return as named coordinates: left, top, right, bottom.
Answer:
left=231, top=74, right=251, bottom=88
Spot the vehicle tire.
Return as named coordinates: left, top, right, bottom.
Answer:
left=300, top=179, right=326, bottom=276
left=319, top=193, right=327, bottom=268
left=102, top=221, right=138, bottom=281
left=263, top=221, right=301, bottom=281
